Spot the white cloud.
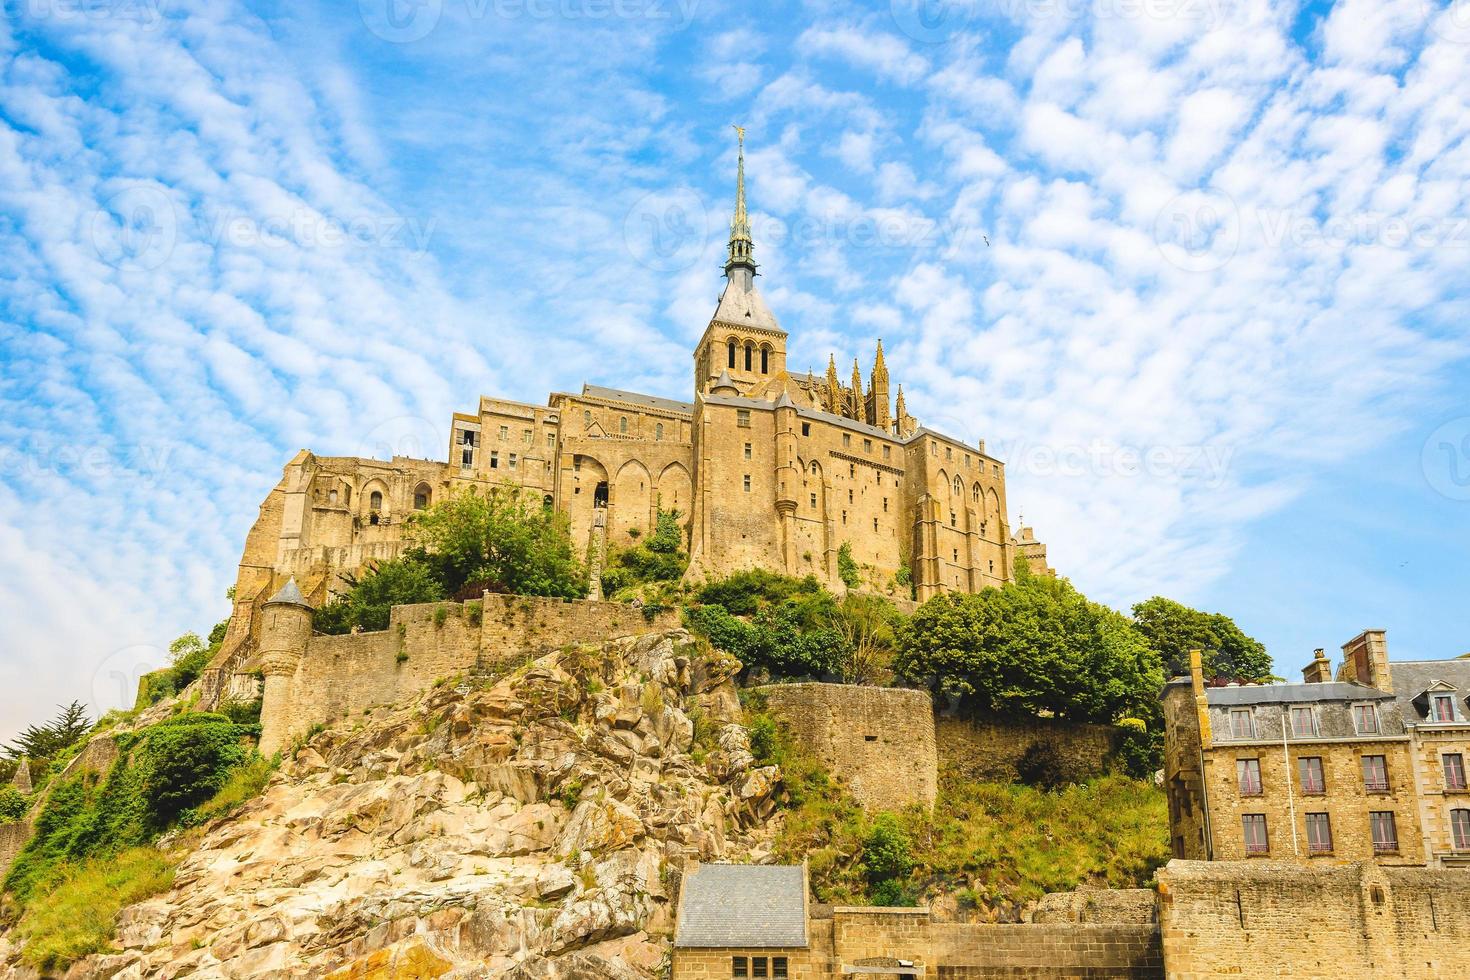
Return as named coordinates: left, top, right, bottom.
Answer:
left=797, top=24, right=930, bottom=85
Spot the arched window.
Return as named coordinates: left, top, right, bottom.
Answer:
left=811, top=461, right=820, bottom=475
left=583, top=410, right=592, bottom=427
left=744, top=342, right=753, bottom=371
left=413, top=484, right=431, bottom=509
left=655, top=422, right=664, bottom=441
left=619, top=416, right=628, bottom=434
left=727, top=341, right=736, bottom=368
left=543, top=494, right=554, bottom=510
left=953, top=477, right=963, bottom=496
left=370, top=490, right=383, bottom=511
left=760, top=347, right=769, bottom=373
left=972, top=483, right=980, bottom=503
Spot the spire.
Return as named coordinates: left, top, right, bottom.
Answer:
left=724, top=125, right=756, bottom=282
left=850, top=358, right=865, bottom=421
left=825, top=355, right=841, bottom=414
left=895, top=383, right=910, bottom=436
left=871, top=339, right=891, bottom=430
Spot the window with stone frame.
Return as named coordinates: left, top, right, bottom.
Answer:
left=1433, top=694, right=1457, bottom=723
left=1305, top=812, right=1333, bottom=854
left=1362, top=755, right=1390, bottom=793
left=1370, top=810, right=1398, bottom=852
left=1452, top=809, right=1470, bottom=851
left=772, top=958, right=787, bottom=979
left=1299, top=756, right=1326, bottom=795
left=751, top=957, right=767, bottom=978
left=732, top=956, right=747, bottom=978
left=737, top=409, right=751, bottom=428
left=1229, top=709, right=1256, bottom=739
left=1242, top=813, right=1269, bottom=855
left=1445, top=753, right=1467, bottom=792
left=1290, top=706, right=1318, bottom=737
left=1237, top=757, right=1263, bottom=796
left=1354, top=703, right=1380, bottom=734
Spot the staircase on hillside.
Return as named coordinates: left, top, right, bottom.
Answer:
left=586, top=508, right=608, bottom=601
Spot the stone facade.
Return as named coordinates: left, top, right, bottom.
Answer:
left=1162, top=633, right=1470, bottom=868
left=1157, top=859, right=1470, bottom=978
left=206, top=138, right=1051, bottom=706
left=253, top=592, right=679, bottom=755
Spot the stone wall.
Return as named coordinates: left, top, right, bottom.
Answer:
left=261, top=596, right=680, bottom=751
left=761, top=684, right=938, bottom=810
left=0, top=821, right=31, bottom=879
left=1157, top=859, right=1470, bottom=978
left=935, top=713, right=1119, bottom=784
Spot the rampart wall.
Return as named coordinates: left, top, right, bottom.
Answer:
left=1157, top=859, right=1470, bottom=978
left=936, top=713, right=1120, bottom=784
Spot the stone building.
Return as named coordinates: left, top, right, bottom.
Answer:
left=210, top=133, right=1049, bottom=692
left=1163, top=629, right=1470, bottom=868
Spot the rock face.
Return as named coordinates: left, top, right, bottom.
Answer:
left=0, top=630, right=776, bottom=979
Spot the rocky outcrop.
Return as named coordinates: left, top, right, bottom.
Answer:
left=0, top=629, right=777, bottom=979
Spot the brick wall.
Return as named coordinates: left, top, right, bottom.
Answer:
left=935, top=714, right=1120, bottom=784
left=1157, top=859, right=1470, bottom=978
left=761, top=684, right=938, bottom=810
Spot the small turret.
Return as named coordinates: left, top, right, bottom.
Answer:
left=257, top=577, right=315, bottom=756
left=870, top=339, right=891, bottom=430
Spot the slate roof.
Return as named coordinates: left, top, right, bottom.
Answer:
left=711, top=276, right=783, bottom=334
left=265, top=577, right=311, bottom=608
left=674, top=865, right=807, bottom=949
left=1206, top=682, right=1394, bottom=706
left=580, top=384, right=694, bottom=416
left=1389, top=660, right=1470, bottom=721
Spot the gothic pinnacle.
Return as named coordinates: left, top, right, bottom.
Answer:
left=724, top=125, right=756, bottom=279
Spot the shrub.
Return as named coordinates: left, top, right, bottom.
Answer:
left=601, top=515, right=688, bottom=598
left=748, top=714, right=779, bottom=764
left=185, top=754, right=275, bottom=826
left=1114, top=718, right=1161, bottom=779
left=862, top=813, right=913, bottom=883
left=684, top=603, right=847, bottom=681
left=837, top=543, right=860, bottom=589
left=314, top=558, right=446, bottom=635
left=694, top=570, right=823, bottom=617
left=219, top=698, right=262, bottom=726
left=870, top=878, right=918, bottom=907
left=0, top=786, right=28, bottom=822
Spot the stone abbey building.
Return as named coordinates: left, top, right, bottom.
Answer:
left=224, top=134, right=1048, bottom=635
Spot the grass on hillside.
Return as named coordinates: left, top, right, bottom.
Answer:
left=759, top=709, right=1169, bottom=911
left=12, top=846, right=178, bottom=972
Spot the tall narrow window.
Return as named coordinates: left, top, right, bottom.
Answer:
left=1299, top=756, right=1326, bottom=795
left=744, top=343, right=753, bottom=371
left=1305, top=813, right=1332, bottom=854
left=1229, top=709, right=1255, bottom=739
left=1363, top=755, right=1390, bottom=793
left=1237, top=758, right=1263, bottom=796
left=1370, top=811, right=1398, bottom=852
left=490, top=451, right=499, bottom=469
left=761, top=347, right=769, bottom=373
left=655, top=423, right=664, bottom=441
left=619, top=417, right=628, bottom=434
left=728, top=341, right=736, bottom=368
left=1355, top=703, right=1380, bottom=734
left=369, top=490, right=383, bottom=511
left=1445, top=753, right=1467, bottom=791
left=1242, top=814, right=1269, bottom=855
left=1290, top=707, right=1317, bottom=737
left=744, top=443, right=753, bottom=460
left=743, top=474, right=751, bottom=492
left=1453, top=809, right=1470, bottom=850
left=499, top=425, right=509, bottom=440
left=461, top=448, right=473, bottom=467
left=1433, top=695, right=1456, bottom=722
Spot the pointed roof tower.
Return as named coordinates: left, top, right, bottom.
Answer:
left=825, top=355, right=842, bottom=414
left=850, top=358, right=865, bottom=421
left=870, top=339, right=892, bottom=430
left=724, top=125, right=756, bottom=282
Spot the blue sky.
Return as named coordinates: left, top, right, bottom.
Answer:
left=1, top=0, right=1468, bottom=739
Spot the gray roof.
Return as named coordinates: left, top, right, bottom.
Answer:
left=675, top=865, right=807, bottom=949
left=1389, top=660, right=1470, bottom=719
left=711, top=276, right=783, bottom=334
left=265, top=577, right=311, bottom=608
left=1206, top=681, right=1393, bottom=706
left=580, top=384, right=693, bottom=416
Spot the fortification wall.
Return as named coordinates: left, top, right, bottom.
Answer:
left=829, top=908, right=1162, bottom=979
left=0, top=821, right=31, bottom=879
left=936, top=713, right=1119, bottom=784
left=1157, top=859, right=1470, bottom=978
left=261, top=596, right=679, bottom=750
left=760, top=684, right=938, bottom=810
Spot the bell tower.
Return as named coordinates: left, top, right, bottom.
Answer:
left=694, top=126, right=787, bottom=395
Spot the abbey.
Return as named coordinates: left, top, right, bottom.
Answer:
left=224, top=134, right=1049, bottom=635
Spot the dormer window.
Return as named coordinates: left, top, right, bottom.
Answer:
left=1229, top=709, right=1255, bottom=739
left=1354, top=703, right=1380, bottom=734
left=1290, top=706, right=1317, bottom=737
left=1433, top=694, right=1456, bottom=723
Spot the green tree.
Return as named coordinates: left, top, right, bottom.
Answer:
left=405, top=486, right=586, bottom=599
left=894, top=576, right=1163, bottom=724
left=5, top=702, right=91, bottom=763
left=314, top=558, right=447, bottom=635
left=1130, top=596, right=1271, bottom=681
left=837, top=542, right=860, bottom=589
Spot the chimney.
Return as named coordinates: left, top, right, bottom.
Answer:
left=1190, top=649, right=1213, bottom=749
left=1302, top=648, right=1333, bottom=684
left=1341, top=630, right=1393, bottom=693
